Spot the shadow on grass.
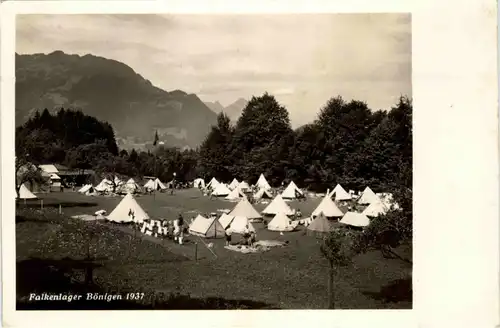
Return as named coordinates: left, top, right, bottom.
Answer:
left=362, top=277, right=412, bottom=304
left=21, top=201, right=98, bottom=209
left=17, top=258, right=277, bottom=310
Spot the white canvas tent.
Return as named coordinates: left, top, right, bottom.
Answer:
left=340, top=212, right=370, bottom=227
left=193, top=178, right=205, bottom=189
left=227, top=216, right=256, bottom=234
left=312, top=195, right=344, bottom=218
left=206, top=178, right=219, bottom=190
left=211, top=183, right=231, bottom=197
left=307, top=212, right=333, bottom=236
left=78, top=184, right=95, bottom=195
left=225, top=188, right=245, bottom=201
left=237, top=181, right=250, bottom=191
left=17, top=183, right=37, bottom=199
left=120, top=178, right=140, bottom=194
left=256, top=174, right=271, bottom=190
left=155, top=178, right=167, bottom=190
left=358, top=187, right=380, bottom=205
left=267, top=212, right=296, bottom=232
left=262, top=194, right=295, bottom=216
left=78, top=184, right=92, bottom=193
left=282, top=181, right=304, bottom=199
left=254, top=188, right=273, bottom=200
left=144, top=179, right=155, bottom=190
left=362, top=200, right=389, bottom=217
left=329, top=184, right=352, bottom=201
left=218, top=213, right=235, bottom=230
left=106, top=193, right=149, bottom=223
left=95, top=179, right=113, bottom=193
left=228, top=178, right=240, bottom=190
left=189, top=215, right=225, bottom=238
left=229, top=198, right=262, bottom=220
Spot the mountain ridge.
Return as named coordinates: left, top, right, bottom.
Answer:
left=15, top=51, right=218, bottom=150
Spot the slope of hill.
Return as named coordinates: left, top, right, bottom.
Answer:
left=204, top=101, right=225, bottom=113
left=15, top=51, right=218, bottom=149
left=204, top=98, right=248, bottom=122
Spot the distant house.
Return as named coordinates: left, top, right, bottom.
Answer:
left=39, top=164, right=94, bottom=187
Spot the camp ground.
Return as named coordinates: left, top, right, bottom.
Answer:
left=16, top=180, right=410, bottom=310
left=14, top=15, right=412, bottom=310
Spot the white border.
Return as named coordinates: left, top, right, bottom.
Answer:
left=1, top=1, right=499, bottom=328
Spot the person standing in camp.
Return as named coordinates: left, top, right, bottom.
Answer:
left=225, top=224, right=232, bottom=246
left=250, top=231, right=257, bottom=247
left=176, top=214, right=184, bottom=244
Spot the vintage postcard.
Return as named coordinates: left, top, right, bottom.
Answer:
left=1, top=0, right=498, bottom=328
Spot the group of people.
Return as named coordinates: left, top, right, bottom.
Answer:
left=224, top=224, right=257, bottom=247
left=138, top=214, right=187, bottom=244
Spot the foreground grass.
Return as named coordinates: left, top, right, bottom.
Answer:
left=16, top=190, right=412, bottom=309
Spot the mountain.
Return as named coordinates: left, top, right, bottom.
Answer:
left=203, top=98, right=248, bottom=122
left=223, top=98, right=248, bottom=122
left=15, top=51, right=218, bottom=149
left=204, top=101, right=224, bottom=113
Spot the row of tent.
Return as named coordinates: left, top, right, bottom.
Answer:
left=104, top=183, right=394, bottom=232
left=78, top=177, right=168, bottom=195
left=195, top=174, right=392, bottom=205
left=198, top=175, right=305, bottom=200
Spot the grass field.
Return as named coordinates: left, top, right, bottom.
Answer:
left=16, top=189, right=412, bottom=309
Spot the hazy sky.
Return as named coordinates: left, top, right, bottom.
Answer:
left=17, top=14, right=411, bottom=127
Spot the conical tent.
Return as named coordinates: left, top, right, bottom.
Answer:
left=193, top=178, right=205, bottom=189
left=340, top=212, right=370, bottom=227
left=362, top=200, right=388, bottom=217
left=312, top=195, right=344, bottom=218
left=79, top=184, right=95, bottom=194
left=282, top=181, right=304, bottom=199
left=218, top=213, right=235, bottom=229
left=262, top=194, right=295, bottom=216
left=206, top=178, right=219, bottom=189
left=78, top=184, right=92, bottom=193
left=120, top=178, right=140, bottom=193
left=329, top=184, right=352, bottom=201
left=256, top=174, right=271, bottom=190
left=229, top=198, right=262, bottom=220
left=144, top=179, right=155, bottom=190
left=189, top=215, right=225, bottom=238
left=155, top=178, right=167, bottom=190
left=95, top=179, right=113, bottom=192
left=267, top=212, right=295, bottom=232
left=254, top=188, right=273, bottom=200
left=212, top=183, right=231, bottom=196
left=17, top=183, right=37, bottom=199
left=307, top=212, right=333, bottom=235
left=107, top=193, right=149, bottom=223
left=225, top=188, right=245, bottom=201
left=358, top=187, right=380, bottom=205
left=237, top=181, right=250, bottom=191
left=228, top=216, right=256, bottom=234
left=228, top=178, right=240, bottom=190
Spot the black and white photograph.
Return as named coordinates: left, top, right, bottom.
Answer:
left=13, top=12, right=412, bottom=310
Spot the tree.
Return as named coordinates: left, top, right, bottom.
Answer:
left=320, top=229, right=355, bottom=309
left=230, top=93, right=293, bottom=182
left=198, top=112, right=234, bottom=181
left=15, top=157, right=46, bottom=199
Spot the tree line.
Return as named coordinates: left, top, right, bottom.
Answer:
left=198, top=93, right=411, bottom=194
left=16, top=94, right=411, bottom=193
